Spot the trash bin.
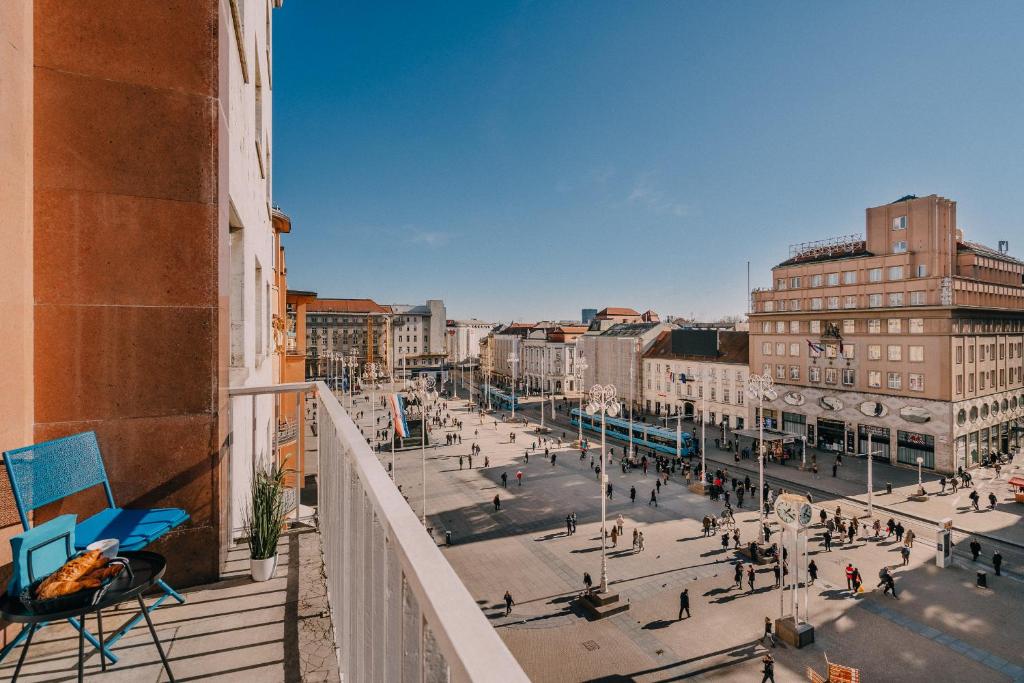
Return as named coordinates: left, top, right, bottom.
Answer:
left=445, top=530, right=453, bottom=546
left=977, top=571, right=987, bottom=588
left=886, top=482, right=892, bottom=494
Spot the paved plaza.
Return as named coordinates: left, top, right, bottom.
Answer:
left=349, top=386, right=1024, bottom=682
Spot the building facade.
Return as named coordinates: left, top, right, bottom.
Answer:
left=521, top=326, right=589, bottom=396
left=304, top=298, right=392, bottom=378
left=0, top=0, right=290, bottom=585
left=642, top=329, right=750, bottom=429
left=390, top=300, right=447, bottom=378
left=578, top=322, right=674, bottom=414
left=750, top=194, right=1024, bottom=474
left=491, top=323, right=536, bottom=386
left=446, top=319, right=493, bottom=364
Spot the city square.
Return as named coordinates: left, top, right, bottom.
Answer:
left=3, top=2, right=1024, bottom=682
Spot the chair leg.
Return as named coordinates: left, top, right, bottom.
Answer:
left=97, top=610, right=106, bottom=672
left=0, top=624, right=33, bottom=665
left=157, top=578, right=186, bottom=603
left=66, top=616, right=118, bottom=664
left=77, top=619, right=85, bottom=683
left=11, top=624, right=36, bottom=683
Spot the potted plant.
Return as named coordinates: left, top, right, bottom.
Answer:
left=245, top=459, right=288, bottom=581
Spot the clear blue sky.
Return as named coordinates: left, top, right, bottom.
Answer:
left=273, top=1, right=1024, bottom=322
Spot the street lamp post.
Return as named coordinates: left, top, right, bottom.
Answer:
left=574, top=357, right=588, bottom=445
left=363, top=362, right=383, bottom=449
left=507, top=351, right=519, bottom=420
left=916, top=456, right=924, bottom=493
left=348, top=350, right=358, bottom=408
left=410, top=375, right=437, bottom=526
left=585, top=384, right=620, bottom=593
left=746, top=373, right=778, bottom=543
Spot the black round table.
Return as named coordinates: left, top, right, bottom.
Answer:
left=0, top=550, right=175, bottom=682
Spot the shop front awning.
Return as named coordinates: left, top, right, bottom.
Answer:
left=732, top=428, right=804, bottom=444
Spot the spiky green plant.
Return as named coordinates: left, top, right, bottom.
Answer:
left=245, top=459, right=289, bottom=561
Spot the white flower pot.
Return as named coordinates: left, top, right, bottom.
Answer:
left=250, top=554, right=279, bottom=582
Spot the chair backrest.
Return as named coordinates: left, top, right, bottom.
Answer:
left=2, top=431, right=115, bottom=530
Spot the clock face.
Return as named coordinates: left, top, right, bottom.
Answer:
left=776, top=500, right=796, bottom=525
left=798, top=503, right=813, bottom=527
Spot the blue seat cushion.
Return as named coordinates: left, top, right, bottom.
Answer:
left=74, top=508, right=189, bottom=552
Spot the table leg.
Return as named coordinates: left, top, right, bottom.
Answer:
left=138, top=595, right=174, bottom=682
left=11, top=623, right=36, bottom=683
left=97, top=610, right=106, bottom=672
left=78, top=619, right=85, bottom=683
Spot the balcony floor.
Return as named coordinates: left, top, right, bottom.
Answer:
left=0, top=529, right=337, bottom=683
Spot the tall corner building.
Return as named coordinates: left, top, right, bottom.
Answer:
left=750, top=194, right=1023, bottom=475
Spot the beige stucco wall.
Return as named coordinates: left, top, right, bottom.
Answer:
left=0, top=1, right=34, bottom=544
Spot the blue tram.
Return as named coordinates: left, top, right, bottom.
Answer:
left=485, top=386, right=520, bottom=411
left=570, top=408, right=695, bottom=457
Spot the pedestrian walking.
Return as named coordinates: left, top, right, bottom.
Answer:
left=630, top=486, right=637, bottom=504
left=656, top=479, right=662, bottom=495
left=493, top=494, right=501, bottom=511
left=895, top=522, right=905, bottom=542
left=845, top=563, right=855, bottom=590
left=610, top=525, right=619, bottom=547
left=504, top=590, right=515, bottom=615
left=993, top=550, right=1003, bottom=576
left=733, top=530, right=741, bottom=549
left=807, top=559, right=818, bottom=585
left=904, top=528, right=915, bottom=548
left=970, top=538, right=981, bottom=561
left=989, top=491, right=998, bottom=509
left=773, top=562, right=781, bottom=587
left=678, top=589, right=691, bottom=620
left=566, top=514, right=573, bottom=536
left=762, top=617, right=775, bottom=647
left=721, top=532, right=730, bottom=552
left=459, top=455, right=464, bottom=470
left=734, top=562, right=744, bottom=588
left=632, top=527, right=639, bottom=552
left=638, top=531, right=645, bottom=552
left=969, top=490, right=980, bottom=511
left=832, top=462, right=838, bottom=477
left=886, top=518, right=896, bottom=537
left=847, top=522, right=856, bottom=544
left=616, top=514, right=625, bottom=536
left=583, top=571, right=593, bottom=593
left=516, top=470, right=523, bottom=486
left=702, top=516, right=712, bottom=537
left=878, top=568, right=898, bottom=599
left=501, top=472, right=507, bottom=488
left=747, top=565, right=756, bottom=592
left=649, top=489, right=658, bottom=507
left=819, top=508, right=828, bottom=526
left=900, top=545, right=910, bottom=566
left=761, top=652, right=776, bottom=682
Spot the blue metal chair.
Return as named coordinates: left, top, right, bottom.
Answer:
left=2, top=431, right=189, bottom=662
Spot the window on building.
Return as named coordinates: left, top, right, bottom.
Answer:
left=916, top=264, right=927, bottom=278
left=790, top=276, right=801, bottom=288
left=776, top=342, right=786, bottom=355
left=723, top=388, right=730, bottom=403
left=910, top=291, right=926, bottom=306
left=888, top=319, right=902, bottom=334
left=888, top=345, right=902, bottom=361
left=868, top=268, right=882, bottom=283
left=868, top=344, right=882, bottom=360
left=789, top=320, right=800, bottom=333
left=790, top=342, right=800, bottom=356
left=843, top=271, right=857, bottom=284
left=888, top=372, right=902, bottom=389
left=776, top=278, right=786, bottom=290
left=763, top=301, right=774, bottom=312
left=909, top=345, right=924, bottom=362
left=811, top=298, right=823, bottom=310
left=789, top=366, right=800, bottom=380
left=827, top=272, right=840, bottom=286
left=968, top=373, right=975, bottom=391
left=776, top=321, right=786, bottom=333
left=762, top=342, right=772, bottom=355
left=825, top=368, right=838, bottom=384
left=827, top=296, right=840, bottom=309
left=761, top=321, right=771, bottom=333
left=955, top=346, right=963, bottom=364
left=956, top=375, right=963, bottom=394
left=826, top=343, right=838, bottom=359
left=868, top=371, right=881, bottom=387
left=892, top=215, right=907, bottom=230
left=842, top=368, right=855, bottom=385
left=844, top=295, right=857, bottom=309
left=809, top=366, right=821, bottom=382
left=869, top=294, right=883, bottom=307
left=868, top=319, right=881, bottom=334
left=776, top=364, right=785, bottom=380
left=843, top=343, right=855, bottom=359
left=909, top=318, right=924, bottom=334
left=763, top=364, right=771, bottom=376
left=888, top=292, right=904, bottom=307
left=790, top=299, right=802, bottom=311
left=968, top=345, right=975, bottom=363
left=810, top=274, right=823, bottom=287
left=888, top=266, right=904, bottom=280
left=842, top=319, right=855, bottom=334
left=893, top=241, right=908, bottom=253
left=810, top=320, right=821, bottom=334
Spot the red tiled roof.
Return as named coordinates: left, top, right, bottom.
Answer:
left=308, top=298, right=390, bottom=314
left=597, top=307, right=640, bottom=317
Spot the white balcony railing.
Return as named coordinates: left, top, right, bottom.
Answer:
left=231, top=381, right=527, bottom=682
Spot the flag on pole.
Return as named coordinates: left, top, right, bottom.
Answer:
left=806, top=339, right=825, bottom=355
left=387, top=393, right=410, bottom=438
